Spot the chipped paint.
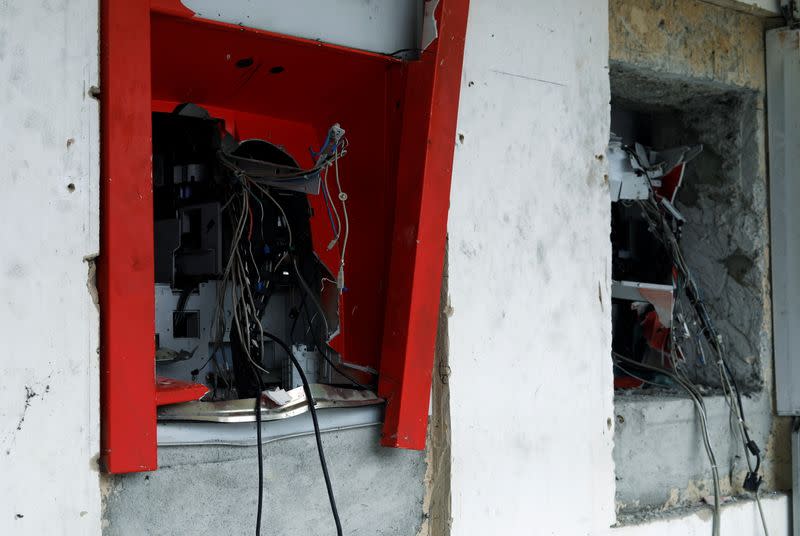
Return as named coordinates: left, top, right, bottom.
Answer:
left=85, top=253, right=99, bottom=313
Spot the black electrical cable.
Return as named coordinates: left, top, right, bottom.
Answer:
left=297, top=292, right=371, bottom=391
left=635, top=189, right=766, bottom=495
left=261, top=330, right=343, bottom=536
left=723, top=359, right=763, bottom=490
left=385, top=47, right=423, bottom=58
left=289, top=298, right=306, bottom=344
left=253, top=366, right=265, bottom=536
left=232, top=309, right=266, bottom=536
left=173, top=283, right=198, bottom=327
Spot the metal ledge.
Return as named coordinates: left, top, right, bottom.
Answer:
left=158, top=405, right=384, bottom=446
left=157, top=384, right=382, bottom=423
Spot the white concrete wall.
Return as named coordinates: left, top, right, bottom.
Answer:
left=447, top=1, right=790, bottom=535
left=0, top=1, right=100, bottom=535
left=448, top=1, right=616, bottom=533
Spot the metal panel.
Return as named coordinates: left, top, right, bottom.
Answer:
left=162, top=0, right=423, bottom=56
left=158, top=406, right=383, bottom=446
left=611, top=280, right=675, bottom=327
left=99, top=0, right=157, bottom=473
left=157, top=385, right=382, bottom=422
left=767, top=28, right=800, bottom=415
left=378, top=0, right=470, bottom=449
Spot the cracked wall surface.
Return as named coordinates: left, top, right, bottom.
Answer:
left=610, top=0, right=790, bottom=518
left=0, top=0, right=101, bottom=534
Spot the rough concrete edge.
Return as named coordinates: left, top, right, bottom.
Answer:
left=614, top=491, right=787, bottom=527
left=609, top=61, right=758, bottom=108
left=417, top=241, right=452, bottom=536
left=609, top=63, right=792, bottom=516
left=84, top=252, right=107, bottom=528
left=698, top=0, right=782, bottom=17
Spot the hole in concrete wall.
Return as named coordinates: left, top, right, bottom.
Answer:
left=609, top=64, right=765, bottom=393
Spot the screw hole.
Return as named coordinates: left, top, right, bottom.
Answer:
left=235, top=57, right=254, bottom=69
left=269, top=65, right=285, bottom=74
left=67, top=183, right=76, bottom=193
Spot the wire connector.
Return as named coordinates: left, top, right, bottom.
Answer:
left=743, top=471, right=762, bottom=492
left=337, top=265, right=345, bottom=292
left=746, top=440, right=761, bottom=457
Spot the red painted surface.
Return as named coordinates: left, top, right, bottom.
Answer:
left=150, top=14, right=406, bottom=375
left=655, top=163, right=686, bottom=203
left=378, top=0, right=471, bottom=449
left=150, top=0, right=194, bottom=18
left=102, top=0, right=469, bottom=472
left=155, top=377, right=210, bottom=406
left=100, top=0, right=157, bottom=472
left=614, top=377, right=645, bottom=389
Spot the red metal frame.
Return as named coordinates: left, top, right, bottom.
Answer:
left=99, top=0, right=157, bottom=472
left=100, top=0, right=469, bottom=472
left=378, top=0, right=470, bottom=449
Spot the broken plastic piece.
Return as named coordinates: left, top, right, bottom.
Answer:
left=155, top=376, right=209, bottom=406
left=607, top=134, right=702, bottom=202
left=264, top=388, right=292, bottom=407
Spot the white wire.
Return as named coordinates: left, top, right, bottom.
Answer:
left=634, top=178, right=769, bottom=536
left=333, top=146, right=349, bottom=268
left=614, top=352, right=721, bottom=536
left=330, top=144, right=349, bottom=292
left=322, top=167, right=342, bottom=246
left=249, top=179, right=293, bottom=249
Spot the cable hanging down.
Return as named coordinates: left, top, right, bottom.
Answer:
left=214, top=134, right=352, bottom=536
left=152, top=109, right=358, bottom=536
left=619, top=145, right=768, bottom=536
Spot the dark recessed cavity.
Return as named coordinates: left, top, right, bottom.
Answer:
left=610, top=63, right=764, bottom=393
left=235, top=57, right=254, bottom=69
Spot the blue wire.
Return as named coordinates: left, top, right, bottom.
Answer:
left=321, top=177, right=339, bottom=237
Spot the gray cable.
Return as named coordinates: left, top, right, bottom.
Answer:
left=613, top=352, right=721, bottom=536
